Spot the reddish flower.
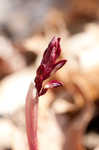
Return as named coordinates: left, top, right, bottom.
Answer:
left=34, top=37, right=67, bottom=96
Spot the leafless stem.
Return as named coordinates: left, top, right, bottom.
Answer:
left=25, top=83, right=38, bottom=150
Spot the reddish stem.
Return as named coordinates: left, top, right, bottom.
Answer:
left=25, top=83, right=38, bottom=150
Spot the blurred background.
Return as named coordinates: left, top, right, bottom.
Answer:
left=1, top=0, right=99, bottom=150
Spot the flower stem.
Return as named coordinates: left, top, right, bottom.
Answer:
left=25, top=83, right=38, bottom=150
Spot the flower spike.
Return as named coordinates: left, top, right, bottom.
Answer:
left=34, top=37, right=67, bottom=96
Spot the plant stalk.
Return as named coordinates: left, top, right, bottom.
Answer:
left=25, top=83, right=38, bottom=150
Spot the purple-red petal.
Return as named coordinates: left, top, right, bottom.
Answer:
left=45, top=80, right=63, bottom=89
left=42, top=37, right=61, bottom=64
left=39, top=80, right=63, bottom=96
left=51, top=59, right=67, bottom=75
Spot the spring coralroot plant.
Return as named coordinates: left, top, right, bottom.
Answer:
left=25, top=37, right=67, bottom=150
